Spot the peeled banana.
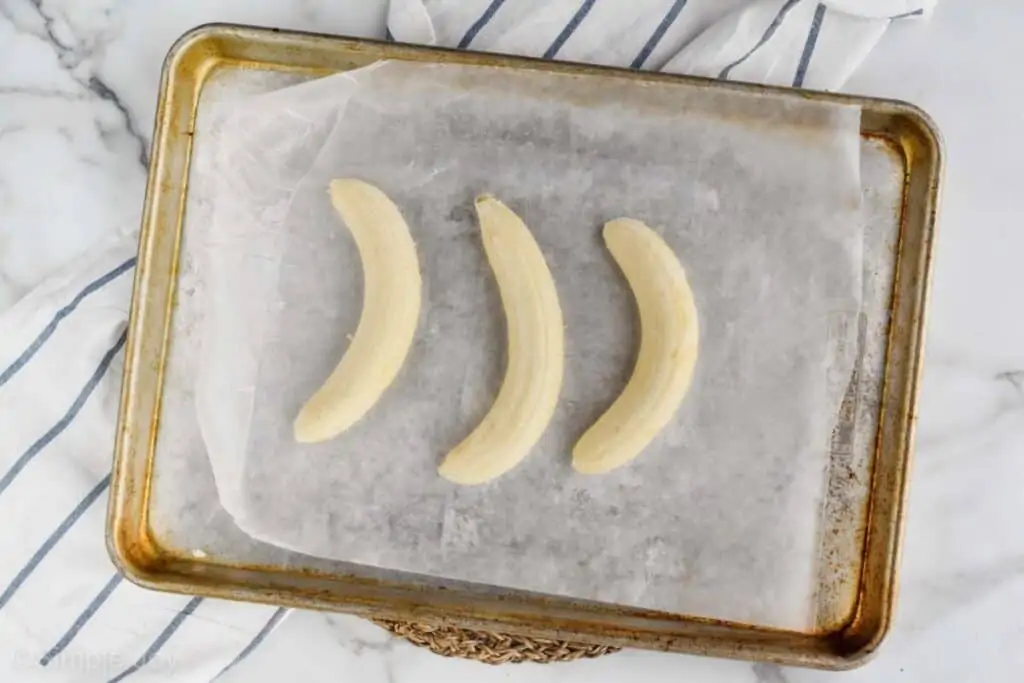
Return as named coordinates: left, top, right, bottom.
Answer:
left=293, top=179, right=422, bottom=443
left=572, top=218, right=699, bottom=474
left=439, top=195, right=565, bottom=485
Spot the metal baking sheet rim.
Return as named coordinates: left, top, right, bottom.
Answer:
left=106, top=23, right=943, bottom=670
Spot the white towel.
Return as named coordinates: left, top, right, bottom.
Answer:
left=0, top=3, right=935, bottom=680
left=0, top=243, right=286, bottom=682
left=386, top=0, right=936, bottom=90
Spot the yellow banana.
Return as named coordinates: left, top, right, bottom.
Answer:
left=293, top=179, right=422, bottom=443
left=573, top=218, right=699, bottom=474
left=439, top=195, right=565, bottom=485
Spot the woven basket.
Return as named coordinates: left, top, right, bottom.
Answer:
left=373, top=619, right=621, bottom=664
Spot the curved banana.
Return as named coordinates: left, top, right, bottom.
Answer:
left=293, top=179, right=422, bottom=443
left=439, top=195, right=564, bottom=485
left=572, top=218, right=699, bottom=474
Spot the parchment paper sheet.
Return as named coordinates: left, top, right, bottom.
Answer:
left=195, top=61, right=863, bottom=629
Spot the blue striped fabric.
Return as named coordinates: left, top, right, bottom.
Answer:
left=457, top=0, right=508, bottom=48
left=213, top=608, right=289, bottom=680
left=40, top=573, right=124, bottom=666
left=107, top=597, right=205, bottom=683
left=401, top=0, right=924, bottom=92
left=631, top=0, right=689, bottom=69
left=542, top=0, right=597, bottom=59
left=0, top=257, right=134, bottom=389
left=891, top=8, right=924, bottom=18
left=718, top=0, right=803, bottom=79
left=0, top=329, right=127, bottom=496
left=0, top=246, right=289, bottom=680
left=793, top=3, right=826, bottom=87
left=0, top=475, right=111, bottom=612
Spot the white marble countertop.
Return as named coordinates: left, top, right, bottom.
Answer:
left=3, top=1, right=1023, bottom=681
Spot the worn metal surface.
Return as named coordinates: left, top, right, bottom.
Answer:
left=106, top=23, right=943, bottom=670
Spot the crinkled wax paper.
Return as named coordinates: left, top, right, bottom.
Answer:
left=194, top=61, right=863, bottom=629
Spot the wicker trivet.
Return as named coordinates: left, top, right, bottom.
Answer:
left=372, top=619, right=621, bottom=664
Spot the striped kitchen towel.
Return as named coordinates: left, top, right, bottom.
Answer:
left=386, top=0, right=937, bottom=90
left=0, top=241, right=285, bottom=682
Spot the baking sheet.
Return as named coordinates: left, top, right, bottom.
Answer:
left=183, top=61, right=865, bottom=630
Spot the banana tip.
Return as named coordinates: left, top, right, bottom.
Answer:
left=329, top=177, right=359, bottom=192
left=603, top=217, right=646, bottom=240
left=437, top=463, right=489, bottom=486
left=293, top=410, right=328, bottom=444
left=571, top=444, right=619, bottom=475
left=293, top=423, right=317, bottom=444
left=571, top=459, right=609, bottom=475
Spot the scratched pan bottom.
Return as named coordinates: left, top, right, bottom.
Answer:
left=108, top=24, right=941, bottom=669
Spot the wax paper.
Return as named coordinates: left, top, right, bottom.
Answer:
left=193, top=61, right=864, bottom=629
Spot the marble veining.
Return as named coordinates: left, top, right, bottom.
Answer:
left=4, top=1, right=1024, bottom=682
left=6, top=0, right=151, bottom=171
